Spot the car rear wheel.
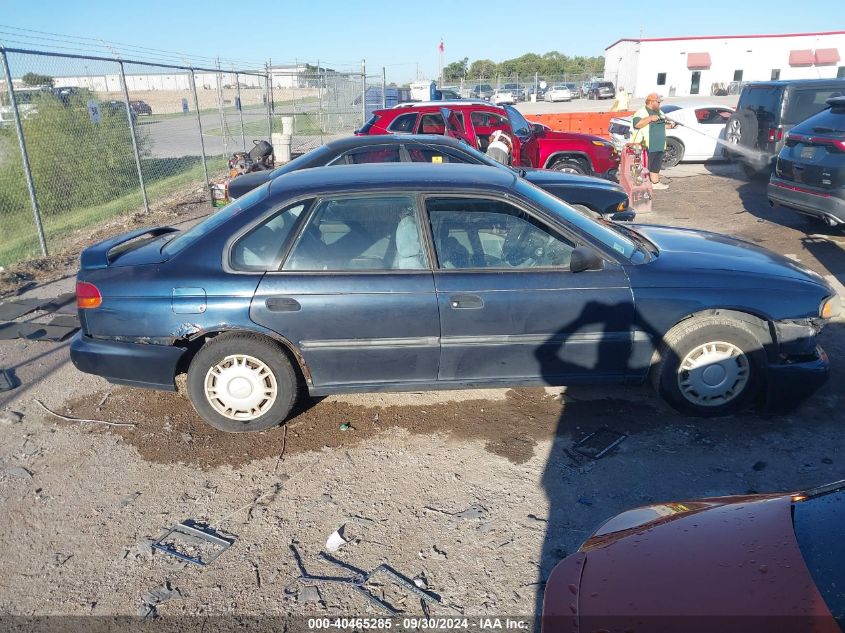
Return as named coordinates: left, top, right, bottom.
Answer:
left=187, top=333, right=299, bottom=433
left=651, top=316, right=765, bottom=417
left=662, top=138, right=685, bottom=168
left=549, top=157, right=590, bottom=175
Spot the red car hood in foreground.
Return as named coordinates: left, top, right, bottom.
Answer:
left=543, top=494, right=838, bottom=633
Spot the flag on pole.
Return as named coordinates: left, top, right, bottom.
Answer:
left=439, top=40, right=444, bottom=53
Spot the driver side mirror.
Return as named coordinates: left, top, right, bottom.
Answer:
left=569, top=246, right=603, bottom=273
left=531, top=123, right=545, bottom=136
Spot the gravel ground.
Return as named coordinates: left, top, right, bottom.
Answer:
left=1, top=163, right=844, bottom=626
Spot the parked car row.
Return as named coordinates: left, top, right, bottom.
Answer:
left=467, top=81, right=615, bottom=104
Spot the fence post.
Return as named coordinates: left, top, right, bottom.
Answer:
left=381, top=67, right=386, bottom=108
left=361, top=59, right=366, bottom=127
left=317, top=59, right=323, bottom=139
left=265, top=63, right=272, bottom=142
left=235, top=72, right=246, bottom=152
left=1, top=47, right=47, bottom=256
left=118, top=61, right=150, bottom=214
left=216, top=59, right=227, bottom=160
left=189, top=69, right=211, bottom=199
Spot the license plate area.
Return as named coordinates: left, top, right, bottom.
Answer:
left=800, top=145, right=817, bottom=160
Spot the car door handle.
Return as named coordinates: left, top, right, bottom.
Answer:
left=449, top=294, right=484, bottom=309
left=265, top=297, right=301, bottom=312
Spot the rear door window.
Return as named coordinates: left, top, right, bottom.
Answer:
left=387, top=112, right=417, bottom=133
left=784, top=88, right=845, bottom=125
left=416, top=113, right=446, bottom=135
left=283, top=195, right=427, bottom=271
left=230, top=201, right=310, bottom=271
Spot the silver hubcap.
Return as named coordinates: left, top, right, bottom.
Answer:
left=726, top=120, right=741, bottom=144
left=204, top=354, right=277, bottom=421
left=677, top=341, right=750, bottom=407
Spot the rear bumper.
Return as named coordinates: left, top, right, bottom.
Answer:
left=69, top=332, right=185, bottom=391
left=763, top=345, right=830, bottom=412
left=768, top=178, right=845, bottom=224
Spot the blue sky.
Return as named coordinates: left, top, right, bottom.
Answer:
left=2, top=0, right=843, bottom=82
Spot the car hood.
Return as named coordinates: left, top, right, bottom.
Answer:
left=633, top=224, right=828, bottom=287
left=542, top=130, right=609, bottom=144
left=544, top=494, right=836, bottom=623
left=520, top=168, right=623, bottom=191
left=228, top=171, right=275, bottom=199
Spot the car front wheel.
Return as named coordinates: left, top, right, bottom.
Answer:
left=549, top=157, right=589, bottom=175
left=187, top=333, right=299, bottom=432
left=651, top=316, right=765, bottom=417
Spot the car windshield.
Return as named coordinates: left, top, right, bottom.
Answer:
left=515, top=179, right=638, bottom=259
left=793, top=486, right=845, bottom=620
left=161, top=184, right=270, bottom=257
left=503, top=104, right=532, bottom=138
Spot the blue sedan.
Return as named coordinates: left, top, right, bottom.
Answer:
left=70, top=164, right=837, bottom=432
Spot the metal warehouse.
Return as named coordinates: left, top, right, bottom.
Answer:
left=605, top=30, right=845, bottom=98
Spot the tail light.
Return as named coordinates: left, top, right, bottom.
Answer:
left=76, top=281, right=102, bottom=309
left=810, top=137, right=845, bottom=153
left=766, top=128, right=784, bottom=143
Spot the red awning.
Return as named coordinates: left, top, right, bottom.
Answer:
left=815, top=48, right=841, bottom=65
left=789, top=49, right=814, bottom=66
left=687, top=52, right=711, bottom=69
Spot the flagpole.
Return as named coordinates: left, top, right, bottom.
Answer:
left=438, top=38, right=444, bottom=87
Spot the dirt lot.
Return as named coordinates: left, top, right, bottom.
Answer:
left=1, top=163, right=844, bottom=628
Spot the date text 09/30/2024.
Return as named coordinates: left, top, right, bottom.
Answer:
left=307, top=618, right=531, bottom=630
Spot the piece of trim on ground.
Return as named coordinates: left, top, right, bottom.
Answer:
left=151, top=520, right=235, bottom=566
left=572, top=427, right=628, bottom=460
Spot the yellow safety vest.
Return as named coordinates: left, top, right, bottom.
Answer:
left=630, top=106, right=651, bottom=145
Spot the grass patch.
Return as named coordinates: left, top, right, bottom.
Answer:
left=0, top=158, right=224, bottom=268
left=204, top=111, right=350, bottom=137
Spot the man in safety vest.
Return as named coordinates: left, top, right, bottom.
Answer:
left=631, top=93, right=676, bottom=189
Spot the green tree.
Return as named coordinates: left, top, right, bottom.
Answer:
left=21, top=72, right=54, bottom=88
left=467, top=59, right=497, bottom=80
left=443, top=57, right=469, bottom=82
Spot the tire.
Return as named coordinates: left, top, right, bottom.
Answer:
left=187, top=333, right=299, bottom=433
left=650, top=316, right=766, bottom=417
left=662, top=138, right=685, bottom=168
left=548, top=157, right=590, bottom=175
left=724, top=110, right=758, bottom=154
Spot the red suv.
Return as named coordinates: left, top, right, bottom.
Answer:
left=358, top=101, right=620, bottom=179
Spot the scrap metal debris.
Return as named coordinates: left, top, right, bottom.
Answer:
left=138, top=581, right=182, bottom=619
left=151, top=520, right=234, bottom=567
left=290, top=543, right=441, bottom=615
left=572, top=427, right=628, bottom=460
left=0, top=368, right=18, bottom=392
left=34, top=399, right=136, bottom=428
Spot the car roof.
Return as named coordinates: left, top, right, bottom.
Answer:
left=268, top=162, right=516, bottom=198
left=392, top=99, right=491, bottom=108
left=321, top=134, right=468, bottom=151
left=744, top=78, right=845, bottom=88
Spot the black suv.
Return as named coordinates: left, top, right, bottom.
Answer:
left=587, top=81, right=615, bottom=100
left=725, top=79, right=845, bottom=177
left=768, top=96, right=845, bottom=226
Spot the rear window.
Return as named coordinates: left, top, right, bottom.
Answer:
left=358, top=114, right=380, bottom=134
left=738, top=86, right=783, bottom=118
left=791, top=104, right=845, bottom=136
left=784, top=88, right=845, bottom=125
left=793, top=488, right=845, bottom=621
left=162, top=185, right=269, bottom=257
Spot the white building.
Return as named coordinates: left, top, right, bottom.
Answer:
left=605, top=30, right=845, bottom=98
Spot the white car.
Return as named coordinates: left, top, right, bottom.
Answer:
left=491, top=90, right=516, bottom=106
left=608, top=104, right=735, bottom=168
left=544, top=85, right=572, bottom=102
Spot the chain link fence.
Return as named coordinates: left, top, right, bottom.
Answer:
left=269, top=69, right=378, bottom=155
left=0, top=47, right=371, bottom=268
